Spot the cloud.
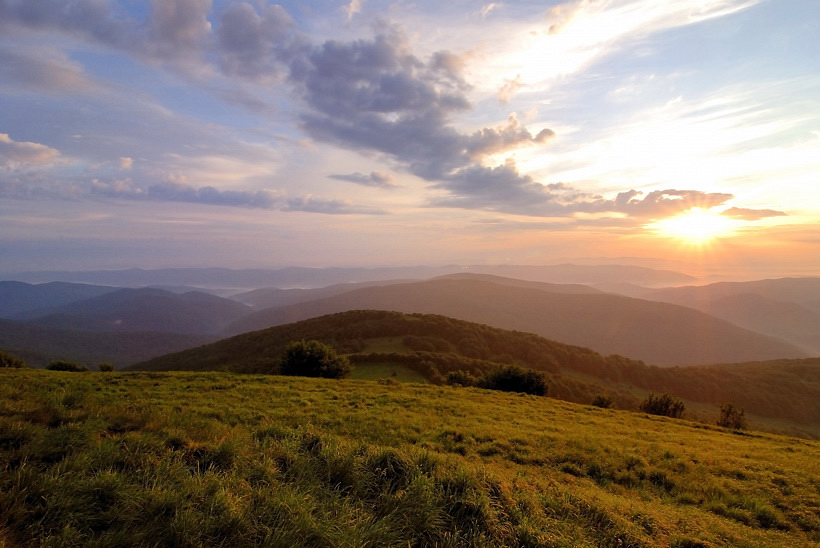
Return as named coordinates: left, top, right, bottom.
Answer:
left=281, top=195, right=385, bottom=215
left=216, top=2, right=300, bottom=83
left=86, top=178, right=384, bottom=214
left=0, top=133, right=61, bottom=169
left=498, top=74, right=525, bottom=104
left=0, top=1, right=772, bottom=223
left=480, top=4, right=499, bottom=19
left=545, top=0, right=586, bottom=35
left=0, top=45, right=97, bottom=94
left=329, top=171, right=397, bottom=188
left=343, top=0, right=365, bottom=21
left=722, top=206, right=787, bottom=220
left=146, top=0, right=212, bottom=63
left=0, top=0, right=210, bottom=69
left=118, top=157, right=133, bottom=170
left=0, top=0, right=134, bottom=47
left=431, top=158, right=567, bottom=215
left=609, top=189, right=734, bottom=217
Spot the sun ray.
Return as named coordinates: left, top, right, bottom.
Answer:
left=649, top=207, right=736, bottom=245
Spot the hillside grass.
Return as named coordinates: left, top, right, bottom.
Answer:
left=1, top=369, right=819, bottom=547
left=132, top=310, right=820, bottom=438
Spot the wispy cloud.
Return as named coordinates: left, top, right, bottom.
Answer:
left=722, top=207, right=786, bottom=220
left=329, top=171, right=397, bottom=188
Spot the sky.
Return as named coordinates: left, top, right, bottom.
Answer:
left=1, top=0, right=818, bottom=279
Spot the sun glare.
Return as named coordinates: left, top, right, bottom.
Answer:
left=651, top=207, right=735, bottom=245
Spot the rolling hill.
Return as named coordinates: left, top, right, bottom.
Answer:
left=0, top=280, right=117, bottom=318
left=0, top=318, right=215, bottom=368
left=133, top=309, right=820, bottom=433
left=15, top=287, right=252, bottom=335
left=636, top=277, right=820, bottom=355
left=223, top=276, right=806, bottom=366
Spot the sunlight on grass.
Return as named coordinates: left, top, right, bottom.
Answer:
left=1, top=370, right=818, bottom=546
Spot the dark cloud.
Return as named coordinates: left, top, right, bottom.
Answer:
left=87, top=179, right=384, bottom=214
left=0, top=0, right=208, bottom=66
left=0, top=0, right=135, bottom=50
left=431, top=158, right=566, bottom=215
left=329, top=171, right=397, bottom=188
left=216, top=2, right=301, bottom=83
left=145, top=0, right=211, bottom=62
left=144, top=182, right=275, bottom=208
left=722, top=206, right=787, bottom=220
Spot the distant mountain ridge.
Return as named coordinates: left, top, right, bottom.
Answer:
left=223, top=276, right=805, bottom=366
left=637, top=277, right=820, bottom=355
left=2, top=270, right=814, bottom=370
left=12, top=264, right=696, bottom=291
left=0, top=281, right=117, bottom=318
left=15, top=287, right=252, bottom=335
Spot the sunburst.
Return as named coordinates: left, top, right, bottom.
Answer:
left=650, top=207, right=736, bottom=245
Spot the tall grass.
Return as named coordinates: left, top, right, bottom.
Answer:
left=1, top=369, right=818, bottom=546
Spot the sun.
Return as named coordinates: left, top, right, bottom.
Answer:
left=650, top=207, right=736, bottom=245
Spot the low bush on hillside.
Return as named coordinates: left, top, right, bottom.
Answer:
left=639, top=393, right=685, bottom=418
left=476, top=364, right=549, bottom=396
left=446, top=369, right=477, bottom=387
left=0, top=350, right=26, bottom=368
left=46, top=360, right=89, bottom=372
left=280, top=339, right=352, bottom=379
left=717, top=402, right=747, bottom=430
left=592, top=394, right=614, bottom=408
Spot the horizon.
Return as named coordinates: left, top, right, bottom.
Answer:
left=1, top=1, right=818, bottom=277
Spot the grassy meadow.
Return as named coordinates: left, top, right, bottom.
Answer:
left=1, top=368, right=819, bottom=547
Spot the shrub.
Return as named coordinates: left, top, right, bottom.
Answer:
left=46, top=360, right=89, bottom=372
left=98, top=363, right=115, bottom=372
left=717, top=402, right=747, bottom=430
left=446, top=370, right=477, bottom=387
left=592, top=394, right=614, bottom=409
left=477, top=364, right=548, bottom=396
left=639, top=393, right=685, bottom=418
left=280, top=340, right=352, bottom=379
left=0, top=350, right=26, bottom=368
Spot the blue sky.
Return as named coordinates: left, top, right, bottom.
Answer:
left=1, top=0, right=818, bottom=277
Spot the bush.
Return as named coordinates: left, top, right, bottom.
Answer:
left=280, top=340, right=352, bottom=379
left=639, top=393, right=685, bottom=418
left=592, top=394, right=614, bottom=409
left=446, top=370, right=476, bottom=387
left=46, top=360, right=89, bottom=372
left=716, top=402, right=747, bottom=430
left=477, top=365, right=548, bottom=396
left=0, top=350, right=26, bottom=368
left=98, top=363, right=115, bottom=372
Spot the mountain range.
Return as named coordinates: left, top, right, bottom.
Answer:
left=1, top=267, right=818, bottom=369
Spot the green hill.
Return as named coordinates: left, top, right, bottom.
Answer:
left=0, top=369, right=817, bottom=547
left=132, top=310, right=820, bottom=436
